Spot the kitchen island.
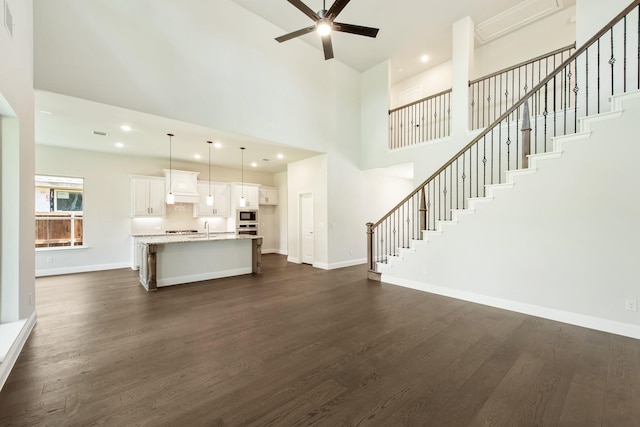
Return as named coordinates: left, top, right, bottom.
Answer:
left=138, top=234, right=262, bottom=291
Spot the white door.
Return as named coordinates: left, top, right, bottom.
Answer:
left=300, top=193, right=314, bottom=265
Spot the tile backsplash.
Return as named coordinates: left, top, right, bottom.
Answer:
left=131, top=203, right=229, bottom=235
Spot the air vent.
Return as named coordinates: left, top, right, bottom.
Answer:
left=93, top=130, right=109, bottom=136
left=262, top=158, right=270, bottom=162
left=4, top=0, right=13, bottom=39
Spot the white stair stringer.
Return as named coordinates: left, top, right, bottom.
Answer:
left=379, top=90, right=640, bottom=340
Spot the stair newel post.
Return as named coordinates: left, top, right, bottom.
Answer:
left=419, top=187, right=427, bottom=237
left=521, top=98, right=532, bottom=169
left=366, top=222, right=374, bottom=271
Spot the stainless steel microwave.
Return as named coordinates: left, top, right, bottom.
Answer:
left=237, top=209, right=258, bottom=222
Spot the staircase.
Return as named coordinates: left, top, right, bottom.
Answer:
left=367, top=1, right=640, bottom=339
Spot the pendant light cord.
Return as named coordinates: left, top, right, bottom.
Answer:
left=241, top=147, right=245, bottom=198
left=207, top=141, right=212, bottom=197
left=167, top=133, right=173, bottom=194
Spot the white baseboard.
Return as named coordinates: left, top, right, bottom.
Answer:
left=0, top=311, right=37, bottom=391
left=383, top=276, right=640, bottom=340
left=287, top=256, right=300, bottom=264
left=314, top=258, right=366, bottom=270
left=157, top=267, right=252, bottom=287
left=36, top=262, right=131, bottom=277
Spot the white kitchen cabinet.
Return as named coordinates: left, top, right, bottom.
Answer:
left=259, top=186, right=278, bottom=205
left=232, top=183, right=260, bottom=208
left=193, top=182, right=230, bottom=217
left=130, top=176, right=166, bottom=217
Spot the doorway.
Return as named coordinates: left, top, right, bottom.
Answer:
left=299, top=193, right=314, bottom=265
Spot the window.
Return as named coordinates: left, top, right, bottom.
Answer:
left=35, top=175, right=84, bottom=248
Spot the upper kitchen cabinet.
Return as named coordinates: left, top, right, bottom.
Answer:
left=231, top=183, right=260, bottom=208
left=130, top=176, right=166, bottom=217
left=194, top=182, right=230, bottom=217
left=259, top=186, right=278, bottom=206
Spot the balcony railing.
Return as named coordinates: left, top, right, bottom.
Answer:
left=389, top=89, right=452, bottom=149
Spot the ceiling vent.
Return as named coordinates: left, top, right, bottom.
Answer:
left=475, top=0, right=563, bottom=44
left=93, top=130, right=108, bottom=136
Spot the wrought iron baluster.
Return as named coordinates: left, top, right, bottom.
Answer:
left=624, top=15, right=627, bottom=92
left=598, top=38, right=601, bottom=113
left=573, top=58, right=579, bottom=133
left=586, top=47, right=590, bottom=116
left=610, top=27, right=615, bottom=96
left=564, top=65, right=568, bottom=135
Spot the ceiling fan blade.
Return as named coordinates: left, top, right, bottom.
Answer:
left=275, top=25, right=316, bottom=43
left=333, top=22, right=379, bottom=38
left=287, top=0, right=320, bottom=21
left=326, top=0, right=351, bottom=20
left=322, top=35, right=334, bottom=60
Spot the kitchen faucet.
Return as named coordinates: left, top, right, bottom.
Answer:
left=204, top=221, right=209, bottom=237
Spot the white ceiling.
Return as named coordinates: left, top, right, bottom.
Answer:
left=232, top=0, right=575, bottom=84
left=35, top=91, right=321, bottom=174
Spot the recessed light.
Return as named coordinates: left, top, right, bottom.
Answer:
left=251, top=162, right=257, bottom=167
left=194, top=154, right=201, bottom=160
left=115, top=142, right=124, bottom=148
left=277, top=153, right=284, bottom=159
left=214, top=142, right=222, bottom=148
left=421, top=55, right=429, bottom=63
left=120, top=125, right=132, bottom=132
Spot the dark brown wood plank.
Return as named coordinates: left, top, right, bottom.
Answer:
left=0, top=254, right=639, bottom=427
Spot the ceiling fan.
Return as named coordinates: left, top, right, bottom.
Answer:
left=275, top=0, right=379, bottom=60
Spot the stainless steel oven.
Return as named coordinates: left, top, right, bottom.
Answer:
left=237, top=223, right=258, bottom=236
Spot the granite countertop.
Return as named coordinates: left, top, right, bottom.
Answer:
left=137, top=233, right=261, bottom=245
left=131, top=231, right=235, bottom=237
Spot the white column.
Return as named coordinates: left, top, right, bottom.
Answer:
left=451, top=16, right=475, bottom=137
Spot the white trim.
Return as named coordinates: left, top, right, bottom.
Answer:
left=157, top=267, right=252, bottom=287
left=261, top=248, right=279, bottom=254
left=36, top=262, right=130, bottom=277
left=316, top=258, right=367, bottom=270
left=0, top=311, right=37, bottom=391
left=276, top=249, right=288, bottom=256
left=313, top=262, right=329, bottom=270
left=287, top=256, right=300, bottom=264
left=36, top=245, right=89, bottom=252
left=383, top=276, right=640, bottom=340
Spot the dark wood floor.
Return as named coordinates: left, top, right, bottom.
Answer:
left=1, top=255, right=639, bottom=426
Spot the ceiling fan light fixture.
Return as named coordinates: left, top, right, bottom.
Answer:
left=317, top=20, right=332, bottom=36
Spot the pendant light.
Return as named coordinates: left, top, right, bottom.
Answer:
left=166, top=133, right=175, bottom=205
left=206, top=141, right=213, bottom=206
left=239, top=147, right=246, bottom=207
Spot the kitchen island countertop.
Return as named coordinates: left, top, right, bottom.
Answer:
left=139, top=235, right=262, bottom=291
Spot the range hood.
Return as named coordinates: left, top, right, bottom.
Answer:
left=163, top=169, right=199, bottom=204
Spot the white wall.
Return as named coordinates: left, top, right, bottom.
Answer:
left=473, top=6, right=577, bottom=79
left=576, top=0, right=631, bottom=45
left=33, top=0, right=361, bottom=155
left=383, top=93, right=640, bottom=338
left=274, top=171, right=288, bottom=255
left=34, top=0, right=371, bottom=270
left=35, top=145, right=279, bottom=275
left=390, top=7, right=577, bottom=109
left=0, top=0, right=35, bottom=322
left=287, top=155, right=328, bottom=266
